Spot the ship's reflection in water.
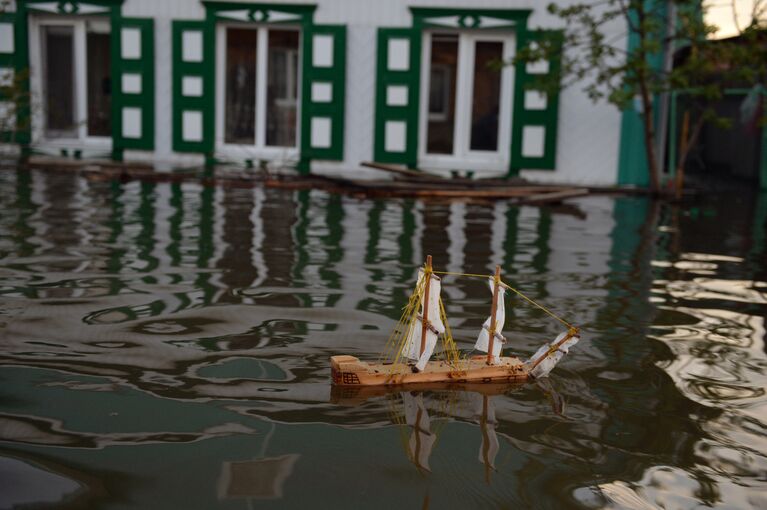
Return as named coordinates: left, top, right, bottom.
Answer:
left=0, top=169, right=765, bottom=509
left=334, top=383, right=564, bottom=478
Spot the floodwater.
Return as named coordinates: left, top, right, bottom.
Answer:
left=0, top=168, right=765, bottom=509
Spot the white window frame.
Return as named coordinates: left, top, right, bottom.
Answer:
left=215, top=23, right=302, bottom=160
left=418, top=31, right=515, bottom=174
left=29, top=16, right=112, bottom=148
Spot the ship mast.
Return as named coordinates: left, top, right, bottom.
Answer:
left=486, top=265, right=501, bottom=364
left=420, top=255, right=433, bottom=357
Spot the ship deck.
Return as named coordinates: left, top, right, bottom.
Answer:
left=331, top=355, right=529, bottom=387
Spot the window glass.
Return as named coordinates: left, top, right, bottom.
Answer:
left=43, top=26, right=76, bottom=138
left=426, top=34, right=458, bottom=155
left=469, top=41, right=503, bottom=151
left=225, top=28, right=257, bottom=144
left=266, top=29, right=299, bottom=147
left=86, top=28, right=112, bottom=137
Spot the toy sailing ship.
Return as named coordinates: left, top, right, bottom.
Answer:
left=331, top=255, right=580, bottom=387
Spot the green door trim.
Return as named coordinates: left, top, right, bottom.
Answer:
left=299, top=24, right=347, bottom=170
left=375, top=8, right=557, bottom=175
left=112, top=17, right=155, bottom=158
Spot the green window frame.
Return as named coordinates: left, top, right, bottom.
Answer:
left=373, top=28, right=421, bottom=167
left=112, top=17, right=155, bottom=156
left=375, top=8, right=563, bottom=175
left=510, top=29, right=563, bottom=172
left=172, top=19, right=212, bottom=154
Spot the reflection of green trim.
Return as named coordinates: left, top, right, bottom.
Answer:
left=196, top=186, right=217, bottom=306
left=167, top=183, right=183, bottom=268
left=365, top=200, right=384, bottom=265
left=291, top=189, right=310, bottom=290
left=752, top=191, right=767, bottom=257
left=112, top=17, right=155, bottom=155
left=531, top=208, right=551, bottom=279
left=321, top=194, right=344, bottom=298
left=299, top=24, right=347, bottom=169
left=398, top=199, right=416, bottom=284
left=137, top=181, right=159, bottom=273
left=761, top=118, right=767, bottom=191
left=12, top=169, right=36, bottom=261
left=502, top=204, right=519, bottom=271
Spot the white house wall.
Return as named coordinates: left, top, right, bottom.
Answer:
left=122, top=0, right=207, bottom=169
left=300, top=0, right=626, bottom=185
left=13, top=0, right=628, bottom=185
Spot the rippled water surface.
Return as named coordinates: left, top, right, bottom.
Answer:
left=0, top=168, right=765, bottom=509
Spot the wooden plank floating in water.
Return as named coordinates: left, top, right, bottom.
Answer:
left=19, top=156, right=598, bottom=205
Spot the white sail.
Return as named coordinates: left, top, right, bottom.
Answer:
left=403, top=269, right=445, bottom=371
left=474, top=278, right=506, bottom=362
left=469, top=392, right=499, bottom=469
left=527, top=331, right=581, bottom=378
left=402, top=392, right=435, bottom=471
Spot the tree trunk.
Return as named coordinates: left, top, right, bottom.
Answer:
left=639, top=84, right=661, bottom=192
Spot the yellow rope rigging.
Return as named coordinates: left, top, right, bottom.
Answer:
left=433, top=270, right=575, bottom=330
left=379, top=265, right=578, bottom=367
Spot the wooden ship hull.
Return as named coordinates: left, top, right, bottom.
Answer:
left=331, top=354, right=529, bottom=387
left=330, top=378, right=525, bottom=405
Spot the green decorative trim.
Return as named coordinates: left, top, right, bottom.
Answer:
left=0, top=9, right=31, bottom=145
left=373, top=27, right=421, bottom=166
left=112, top=17, right=154, bottom=154
left=410, top=7, right=531, bottom=29
left=21, top=0, right=124, bottom=15
left=171, top=20, right=211, bottom=153
left=202, top=1, right=315, bottom=24
left=299, top=24, right=346, bottom=167
left=509, top=29, right=562, bottom=172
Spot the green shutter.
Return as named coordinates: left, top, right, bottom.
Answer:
left=0, top=10, right=30, bottom=145
left=112, top=18, right=154, bottom=153
left=373, top=28, right=420, bottom=167
left=510, top=29, right=562, bottom=172
left=299, top=24, right=346, bottom=165
left=172, top=20, right=213, bottom=153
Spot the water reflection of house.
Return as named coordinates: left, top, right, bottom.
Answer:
left=2, top=0, right=664, bottom=186
left=219, top=454, right=300, bottom=500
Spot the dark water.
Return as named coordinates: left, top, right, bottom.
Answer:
left=0, top=169, right=765, bottom=509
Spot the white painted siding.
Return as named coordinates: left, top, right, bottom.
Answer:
left=16, top=0, right=628, bottom=184
left=122, top=0, right=207, bottom=169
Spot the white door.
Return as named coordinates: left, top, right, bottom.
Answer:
left=215, top=24, right=301, bottom=157
left=419, top=32, right=514, bottom=173
left=30, top=17, right=112, bottom=144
